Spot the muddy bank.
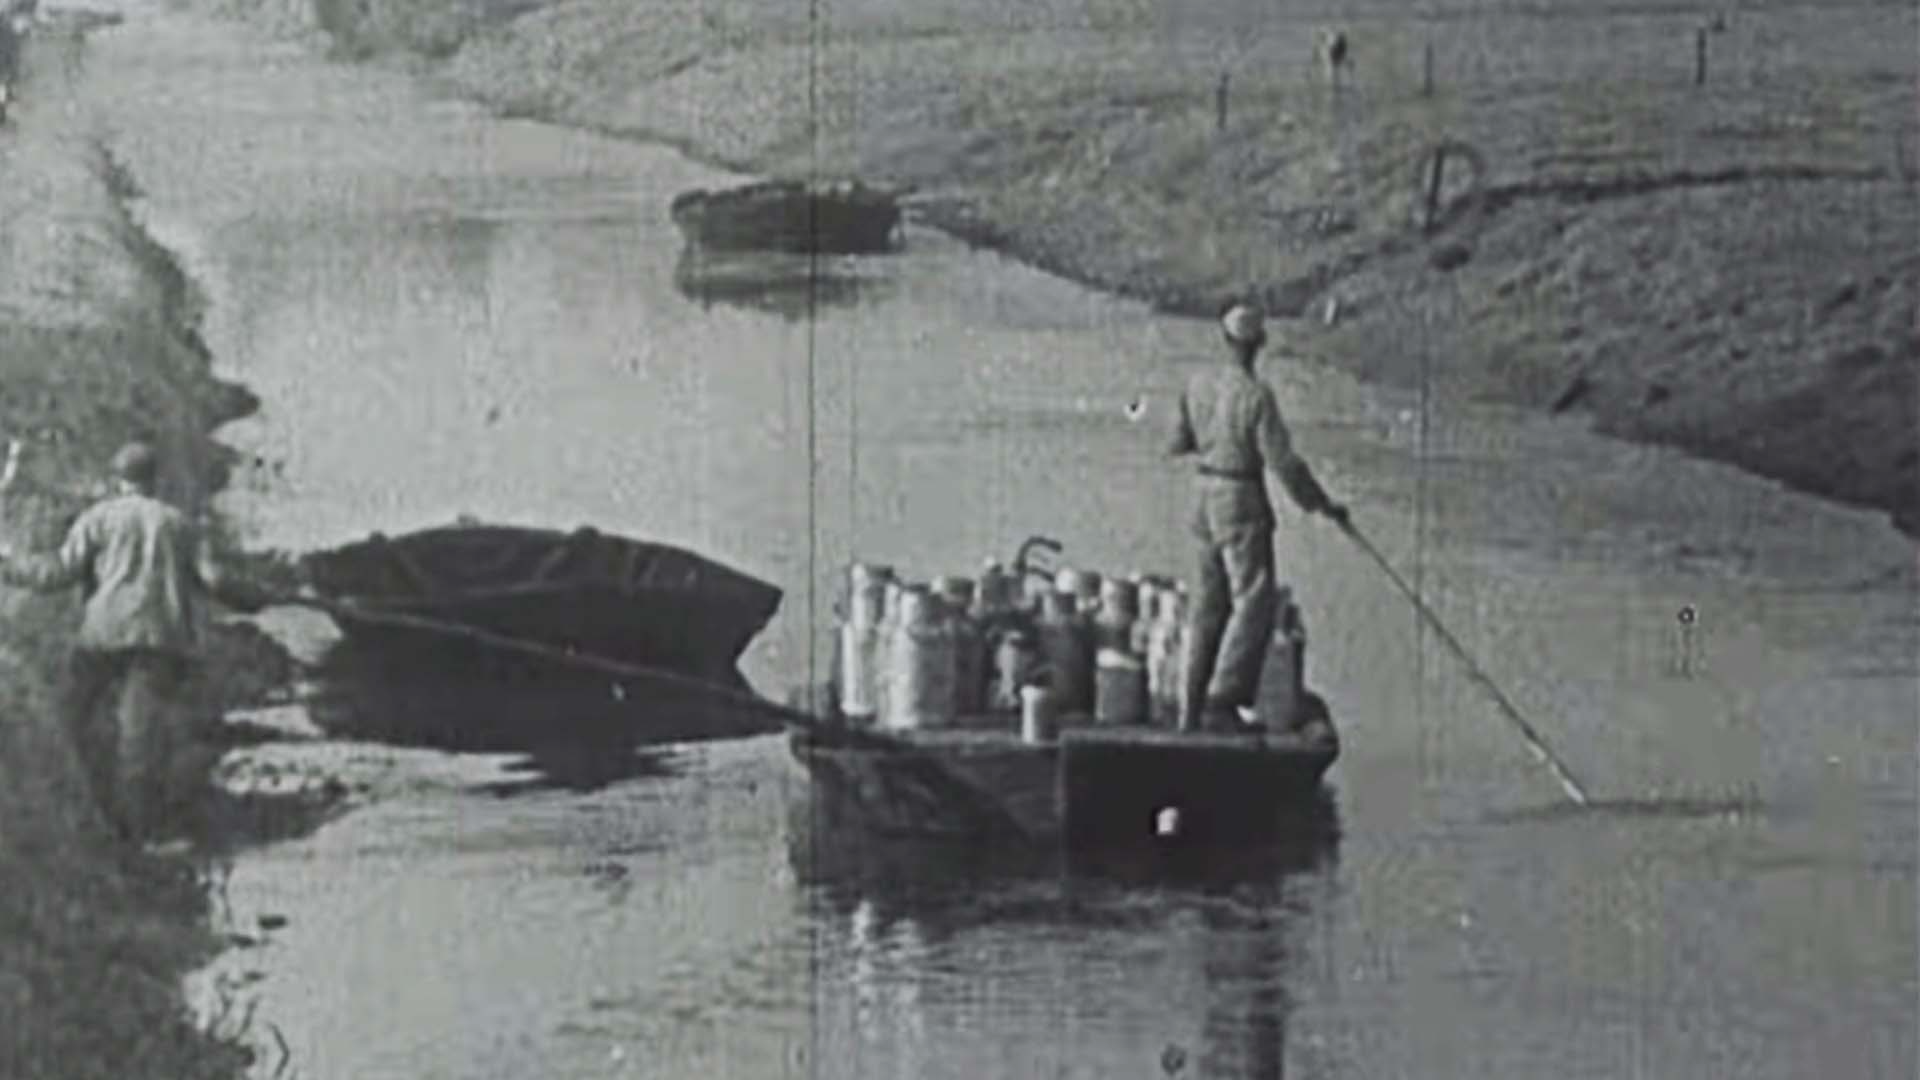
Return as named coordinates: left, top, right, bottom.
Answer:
left=0, top=23, right=303, bottom=1080
left=197, top=0, right=1919, bottom=536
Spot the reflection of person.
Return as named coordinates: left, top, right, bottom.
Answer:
left=1167, top=302, right=1348, bottom=732
left=0, top=442, right=263, bottom=845
left=1197, top=901, right=1289, bottom=1080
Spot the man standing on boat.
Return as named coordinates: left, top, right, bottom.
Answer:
left=1167, top=301, right=1348, bottom=733
left=0, top=441, right=265, bottom=847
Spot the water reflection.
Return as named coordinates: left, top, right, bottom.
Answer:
left=299, top=643, right=774, bottom=792
left=476, top=743, right=684, bottom=797
left=671, top=247, right=886, bottom=322
left=791, top=794, right=1341, bottom=1078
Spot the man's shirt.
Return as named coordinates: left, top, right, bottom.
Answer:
left=1170, top=363, right=1297, bottom=479
left=1170, top=363, right=1301, bottom=536
left=6, top=493, right=214, bottom=654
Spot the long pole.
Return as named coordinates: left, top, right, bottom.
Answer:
left=1334, top=519, right=1592, bottom=805
left=269, top=594, right=824, bottom=732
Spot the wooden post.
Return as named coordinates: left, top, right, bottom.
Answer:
left=1423, top=146, right=1447, bottom=232
left=1215, top=70, right=1230, bottom=131
left=1694, top=26, right=1708, bottom=86
left=1422, top=40, right=1434, bottom=97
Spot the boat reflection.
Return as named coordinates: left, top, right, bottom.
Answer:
left=790, top=792, right=1341, bottom=1078
left=671, top=246, right=889, bottom=322
left=300, top=645, right=773, bottom=793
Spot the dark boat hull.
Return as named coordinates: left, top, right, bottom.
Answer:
left=669, top=180, right=901, bottom=255
left=302, top=524, right=781, bottom=685
left=788, top=719, right=1340, bottom=848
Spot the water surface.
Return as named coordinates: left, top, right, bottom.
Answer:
left=82, top=11, right=1918, bottom=1079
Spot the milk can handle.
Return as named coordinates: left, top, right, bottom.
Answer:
left=1014, top=535, right=1063, bottom=581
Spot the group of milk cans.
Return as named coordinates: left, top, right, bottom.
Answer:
left=833, top=560, right=1305, bottom=739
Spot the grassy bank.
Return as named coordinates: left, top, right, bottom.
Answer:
left=0, top=25, right=287, bottom=1080
left=200, top=0, right=1916, bottom=534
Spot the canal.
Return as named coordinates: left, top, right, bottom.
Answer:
left=76, top=6, right=1919, bottom=1077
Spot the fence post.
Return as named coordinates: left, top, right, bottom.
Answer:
left=1216, top=70, right=1230, bottom=131
left=1422, top=40, right=1434, bottom=97
left=1694, top=26, right=1709, bottom=86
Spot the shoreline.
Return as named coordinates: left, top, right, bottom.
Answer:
left=378, top=0, right=1912, bottom=539
left=0, top=19, right=329, bottom=1080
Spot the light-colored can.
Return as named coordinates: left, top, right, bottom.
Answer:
left=874, top=579, right=908, bottom=719
left=1054, top=568, right=1102, bottom=613
left=989, top=628, right=1037, bottom=711
left=847, top=563, right=894, bottom=625
left=881, top=585, right=957, bottom=730
left=838, top=621, right=881, bottom=720
left=849, top=579, right=889, bottom=629
left=1132, top=579, right=1162, bottom=655
left=1094, top=577, right=1138, bottom=652
left=1094, top=648, right=1148, bottom=725
left=879, top=579, right=906, bottom=637
left=1146, top=587, right=1188, bottom=726
left=1099, top=577, right=1140, bottom=621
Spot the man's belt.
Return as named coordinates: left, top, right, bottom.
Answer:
left=1195, top=465, right=1260, bottom=483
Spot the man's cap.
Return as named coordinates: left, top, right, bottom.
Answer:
left=1221, top=303, right=1266, bottom=345
left=110, top=441, right=159, bottom=486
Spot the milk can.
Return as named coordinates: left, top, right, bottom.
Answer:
left=1095, top=576, right=1140, bottom=652
left=933, top=576, right=986, bottom=716
left=837, top=563, right=894, bottom=720
left=871, top=579, right=908, bottom=721
left=881, top=585, right=957, bottom=730
left=1036, top=589, right=1094, bottom=716
left=838, top=620, right=880, bottom=720
left=975, top=561, right=1018, bottom=621
left=988, top=628, right=1038, bottom=711
left=1132, top=578, right=1163, bottom=656
left=1020, top=684, right=1059, bottom=744
left=1260, top=587, right=1307, bottom=731
left=847, top=563, right=895, bottom=621
left=1054, top=568, right=1102, bottom=615
left=1146, top=586, right=1188, bottom=726
left=1094, top=647, right=1148, bottom=725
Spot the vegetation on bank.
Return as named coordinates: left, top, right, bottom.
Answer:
left=0, top=29, right=287, bottom=1080
left=206, top=0, right=1918, bottom=535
